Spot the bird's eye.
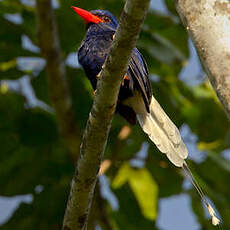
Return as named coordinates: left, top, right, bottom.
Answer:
left=101, top=15, right=111, bottom=23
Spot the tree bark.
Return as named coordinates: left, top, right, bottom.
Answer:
left=36, top=0, right=81, bottom=161
left=176, top=0, right=230, bottom=120
left=62, top=0, right=151, bottom=229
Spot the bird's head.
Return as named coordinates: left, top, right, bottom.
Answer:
left=71, top=6, right=118, bottom=30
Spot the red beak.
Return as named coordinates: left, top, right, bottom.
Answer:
left=71, top=6, right=104, bottom=24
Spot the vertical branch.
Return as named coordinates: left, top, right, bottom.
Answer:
left=36, top=0, right=80, bottom=161
left=176, top=0, right=230, bottom=120
left=62, top=0, right=151, bottom=229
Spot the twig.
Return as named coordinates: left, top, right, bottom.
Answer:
left=36, top=0, right=81, bottom=161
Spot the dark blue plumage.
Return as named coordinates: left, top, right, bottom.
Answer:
left=73, top=10, right=220, bottom=215
left=77, top=9, right=152, bottom=124
left=73, top=6, right=190, bottom=168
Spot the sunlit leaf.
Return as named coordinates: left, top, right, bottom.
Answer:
left=0, top=59, right=17, bottom=71
left=129, top=168, right=158, bottom=220
left=112, top=162, right=131, bottom=188
left=198, top=141, right=221, bottom=151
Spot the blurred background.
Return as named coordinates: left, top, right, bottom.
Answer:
left=0, top=0, right=230, bottom=229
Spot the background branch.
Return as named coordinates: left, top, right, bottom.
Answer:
left=62, top=0, right=151, bottom=229
left=36, top=0, right=80, bottom=161
left=176, top=0, right=230, bottom=120
left=87, top=183, right=114, bottom=230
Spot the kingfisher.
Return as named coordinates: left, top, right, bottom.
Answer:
left=71, top=6, right=187, bottom=167
left=71, top=6, right=220, bottom=225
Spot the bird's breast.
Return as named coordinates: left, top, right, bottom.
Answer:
left=78, top=33, right=113, bottom=88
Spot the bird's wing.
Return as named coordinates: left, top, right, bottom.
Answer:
left=127, top=48, right=152, bottom=112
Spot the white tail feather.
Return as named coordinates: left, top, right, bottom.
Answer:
left=131, top=94, right=220, bottom=225
left=182, top=162, right=220, bottom=226
left=137, top=95, right=220, bottom=225
left=137, top=95, right=188, bottom=167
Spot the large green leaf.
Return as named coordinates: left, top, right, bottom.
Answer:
left=113, top=163, right=158, bottom=220
left=129, top=168, right=158, bottom=220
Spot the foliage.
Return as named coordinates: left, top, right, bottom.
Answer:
left=0, top=0, right=229, bottom=229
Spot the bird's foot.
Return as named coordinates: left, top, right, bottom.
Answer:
left=96, top=71, right=101, bottom=79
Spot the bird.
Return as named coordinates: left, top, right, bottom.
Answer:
left=72, top=6, right=188, bottom=167
left=71, top=6, right=220, bottom=226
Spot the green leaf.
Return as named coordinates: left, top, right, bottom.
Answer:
left=112, top=162, right=131, bottom=188
left=129, top=168, right=158, bottom=220
left=113, top=163, right=158, bottom=220
left=112, top=184, right=157, bottom=230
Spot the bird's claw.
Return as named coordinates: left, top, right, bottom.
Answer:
left=96, top=72, right=101, bottom=79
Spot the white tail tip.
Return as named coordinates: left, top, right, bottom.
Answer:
left=207, top=203, right=220, bottom=226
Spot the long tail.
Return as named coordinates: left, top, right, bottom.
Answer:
left=182, top=162, right=220, bottom=226
left=137, top=95, right=220, bottom=226
left=137, top=95, right=188, bottom=167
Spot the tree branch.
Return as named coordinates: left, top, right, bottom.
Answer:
left=36, top=0, right=81, bottom=161
left=176, top=0, right=230, bottom=120
left=62, top=0, right=151, bottom=229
